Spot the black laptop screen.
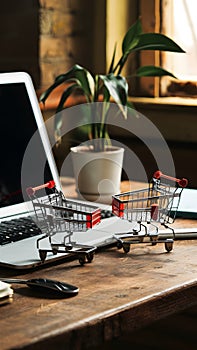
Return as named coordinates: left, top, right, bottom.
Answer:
left=0, top=83, right=53, bottom=208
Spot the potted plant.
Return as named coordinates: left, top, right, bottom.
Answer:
left=40, top=19, right=184, bottom=203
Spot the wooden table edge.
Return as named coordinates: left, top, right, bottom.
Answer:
left=19, top=279, right=197, bottom=350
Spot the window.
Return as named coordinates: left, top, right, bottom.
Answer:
left=162, top=0, right=197, bottom=97
left=140, top=0, right=197, bottom=97
left=163, top=0, right=197, bottom=81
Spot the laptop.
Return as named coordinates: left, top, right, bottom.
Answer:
left=172, top=188, right=197, bottom=219
left=0, top=72, right=132, bottom=269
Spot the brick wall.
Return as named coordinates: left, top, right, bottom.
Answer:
left=40, top=0, right=76, bottom=88
left=0, top=0, right=99, bottom=89
left=39, top=0, right=97, bottom=89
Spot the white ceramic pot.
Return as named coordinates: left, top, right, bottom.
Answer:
left=70, top=145, right=124, bottom=203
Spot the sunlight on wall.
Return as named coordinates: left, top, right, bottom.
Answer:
left=106, top=0, right=137, bottom=75
left=163, top=0, right=197, bottom=81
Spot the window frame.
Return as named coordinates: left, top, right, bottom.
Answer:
left=139, top=0, right=161, bottom=97
left=140, top=0, right=197, bottom=98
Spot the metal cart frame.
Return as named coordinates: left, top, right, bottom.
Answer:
left=112, top=171, right=188, bottom=253
left=26, top=181, right=101, bottom=265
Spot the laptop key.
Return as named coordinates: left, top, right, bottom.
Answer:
left=0, top=235, right=12, bottom=245
left=101, top=209, right=114, bottom=219
left=0, top=217, right=42, bottom=245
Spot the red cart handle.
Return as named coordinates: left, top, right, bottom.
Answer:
left=153, top=171, right=188, bottom=188
left=26, top=180, right=55, bottom=196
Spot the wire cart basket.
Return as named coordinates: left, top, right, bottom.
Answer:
left=112, top=171, right=188, bottom=254
left=26, top=181, right=101, bottom=265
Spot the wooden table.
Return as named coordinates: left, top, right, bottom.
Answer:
left=0, top=180, right=197, bottom=350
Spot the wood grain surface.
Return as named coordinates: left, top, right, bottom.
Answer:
left=0, top=180, right=197, bottom=349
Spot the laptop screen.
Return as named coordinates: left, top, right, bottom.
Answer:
left=0, top=82, right=53, bottom=208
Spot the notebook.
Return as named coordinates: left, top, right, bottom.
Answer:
left=0, top=72, right=132, bottom=269
left=172, top=188, right=197, bottom=219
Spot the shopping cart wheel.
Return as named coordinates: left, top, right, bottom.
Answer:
left=79, top=255, right=86, bottom=266
left=86, top=252, right=94, bottom=263
left=123, top=242, right=130, bottom=253
left=39, top=249, right=47, bottom=262
left=65, top=244, right=73, bottom=251
left=165, top=239, right=173, bottom=252
left=117, top=240, right=123, bottom=250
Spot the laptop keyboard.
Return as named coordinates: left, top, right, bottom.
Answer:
left=0, top=210, right=114, bottom=246
left=0, top=217, right=42, bottom=245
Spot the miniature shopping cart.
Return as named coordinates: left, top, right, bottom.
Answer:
left=112, top=171, right=188, bottom=254
left=26, top=181, right=101, bottom=265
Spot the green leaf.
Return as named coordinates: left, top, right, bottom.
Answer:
left=108, top=43, right=117, bottom=73
left=136, top=65, right=177, bottom=78
left=99, top=74, right=128, bottom=106
left=54, top=73, right=67, bottom=83
left=40, top=65, right=95, bottom=104
left=114, top=19, right=142, bottom=74
left=116, top=22, right=184, bottom=75
left=39, top=80, right=62, bottom=104
left=102, top=85, right=110, bottom=102
left=59, top=64, right=95, bottom=99
left=40, top=72, right=73, bottom=104
left=99, top=74, right=128, bottom=120
left=133, top=33, right=185, bottom=53
left=74, top=65, right=95, bottom=98
left=56, top=83, right=79, bottom=113
left=122, top=19, right=142, bottom=55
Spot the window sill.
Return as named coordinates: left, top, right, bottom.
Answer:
left=128, top=96, right=197, bottom=144
left=37, top=86, right=197, bottom=143
left=37, top=86, right=197, bottom=113
left=130, top=96, right=197, bottom=109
